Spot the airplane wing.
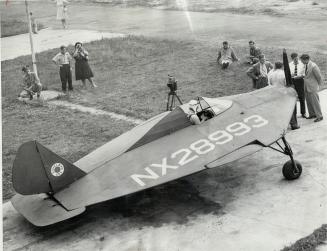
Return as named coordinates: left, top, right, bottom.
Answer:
left=54, top=86, right=296, bottom=210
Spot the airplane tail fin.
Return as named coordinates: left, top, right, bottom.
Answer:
left=13, top=141, right=86, bottom=195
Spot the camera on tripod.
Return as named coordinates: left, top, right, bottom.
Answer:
left=167, top=74, right=177, bottom=93
left=166, top=74, right=182, bottom=111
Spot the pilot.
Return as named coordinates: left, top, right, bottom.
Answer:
left=187, top=100, right=201, bottom=125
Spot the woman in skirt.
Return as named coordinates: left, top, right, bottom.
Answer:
left=73, top=42, right=97, bottom=88
left=56, top=0, right=69, bottom=29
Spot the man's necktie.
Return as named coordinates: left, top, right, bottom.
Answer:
left=294, top=63, right=297, bottom=76
left=305, top=64, right=308, bottom=75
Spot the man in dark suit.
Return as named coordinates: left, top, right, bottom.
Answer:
left=289, top=53, right=306, bottom=118
left=246, top=54, right=274, bottom=89
left=300, top=54, right=323, bottom=122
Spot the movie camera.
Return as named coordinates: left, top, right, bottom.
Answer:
left=166, top=75, right=182, bottom=111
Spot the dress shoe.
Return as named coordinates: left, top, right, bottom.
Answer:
left=314, top=117, right=323, bottom=122
left=291, top=125, right=300, bottom=130
left=306, top=115, right=316, bottom=119
left=301, top=114, right=307, bottom=118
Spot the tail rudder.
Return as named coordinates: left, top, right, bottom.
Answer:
left=13, top=141, right=86, bottom=195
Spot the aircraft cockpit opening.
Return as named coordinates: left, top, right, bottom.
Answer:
left=183, top=97, right=233, bottom=125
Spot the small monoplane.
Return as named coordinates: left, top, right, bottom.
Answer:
left=11, top=51, right=302, bottom=226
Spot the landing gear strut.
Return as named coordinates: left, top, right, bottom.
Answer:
left=269, top=136, right=302, bottom=180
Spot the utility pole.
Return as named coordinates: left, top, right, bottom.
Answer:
left=24, top=0, right=38, bottom=76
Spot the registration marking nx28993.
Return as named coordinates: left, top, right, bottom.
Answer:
left=131, top=115, right=268, bottom=187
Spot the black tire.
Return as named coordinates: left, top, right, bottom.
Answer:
left=282, top=160, right=302, bottom=180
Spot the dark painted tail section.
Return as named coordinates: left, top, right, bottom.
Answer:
left=13, top=141, right=86, bottom=195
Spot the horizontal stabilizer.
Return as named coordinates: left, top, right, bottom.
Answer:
left=11, top=193, right=85, bottom=226
left=13, top=141, right=86, bottom=195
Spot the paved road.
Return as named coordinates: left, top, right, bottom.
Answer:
left=1, top=28, right=124, bottom=61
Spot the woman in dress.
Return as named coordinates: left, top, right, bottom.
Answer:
left=73, top=42, right=97, bottom=88
left=56, top=0, right=69, bottom=29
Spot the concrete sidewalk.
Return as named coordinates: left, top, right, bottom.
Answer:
left=1, top=28, right=124, bottom=61
left=3, top=90, right=327, bottom=251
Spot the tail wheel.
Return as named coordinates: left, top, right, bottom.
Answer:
left=282, top=160, right=302, bottom=180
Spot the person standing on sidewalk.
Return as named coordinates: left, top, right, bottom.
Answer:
left=52, top=45, right=73, bottom=92
left=56, top=0, right=69, bottom=29
left=289, top=53, right=306, bottom=118
left=29, top=12, right=38, bottom=34
left=300, top=54, right=324, bottom=122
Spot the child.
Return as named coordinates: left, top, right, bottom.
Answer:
left=30, top=12, right=38, bottom=34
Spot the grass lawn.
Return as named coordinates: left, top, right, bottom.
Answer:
left=281, top=224, right=327, bottom=251
left=2, top=98, right=134, bottom=200
left=1, top=19, right=46, bottom=38
left=3, top=36, right=327, bottom=119
left=1, top=0, right=47, bottom=38
left=93, top=0, right=327, bottom=19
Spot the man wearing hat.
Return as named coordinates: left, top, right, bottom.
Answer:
left=52, top=45, right=73, bottom=92
left=300, top=54, right=323, bottom=122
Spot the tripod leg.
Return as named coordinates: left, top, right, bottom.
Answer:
left=167, top=93, right=171, bottom=111
left=172, top=95, right=176, bottom=110
left=176, top=95, right=183, bottom=105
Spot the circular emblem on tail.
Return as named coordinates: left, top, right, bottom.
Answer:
left=51, top=163, right=65, bottom=177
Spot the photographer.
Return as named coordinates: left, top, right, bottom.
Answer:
left=73, top=42, right=97, bottom=89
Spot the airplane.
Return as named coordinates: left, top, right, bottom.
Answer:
left=11, top=51, right=303, bottom=226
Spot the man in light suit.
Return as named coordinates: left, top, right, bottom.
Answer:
left=247, top=54, right=274, bottom=89
left=300, top=54, right=323, bottom=122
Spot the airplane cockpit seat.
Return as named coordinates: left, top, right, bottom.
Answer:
left=182, top=97, right=233, bottom=124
